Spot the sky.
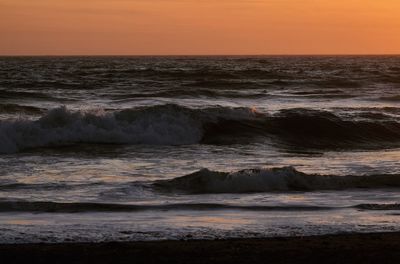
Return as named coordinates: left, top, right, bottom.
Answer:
left=1, top=0, right=400, bottom=55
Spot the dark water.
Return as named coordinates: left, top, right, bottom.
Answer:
left=1, top=56, right=400, bottom=243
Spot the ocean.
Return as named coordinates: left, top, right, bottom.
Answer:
left=0, top=56, right=400, bottom=243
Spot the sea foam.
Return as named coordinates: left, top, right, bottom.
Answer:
left=1, top=104, right=400, bottom=153
left=0, top=104, right=257, bottom=153
left=0, top=105, right=203, bottom=153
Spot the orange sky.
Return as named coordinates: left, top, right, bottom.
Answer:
left=1, top=0, right=400, bottom=55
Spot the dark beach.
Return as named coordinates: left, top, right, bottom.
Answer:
left=1, top=232, right=400, bottom=264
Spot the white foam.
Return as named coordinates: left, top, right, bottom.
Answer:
left=0, top=106, right=204, bottom=153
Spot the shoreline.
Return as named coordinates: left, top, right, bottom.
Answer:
left=1, top=232, right=400, bottom=263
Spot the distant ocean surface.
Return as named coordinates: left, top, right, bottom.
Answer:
left=1, top=56, right=400, bottom=243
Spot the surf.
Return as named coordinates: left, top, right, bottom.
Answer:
left=154, top=166, right=400, bottom=193
left=1, top=104, right=400, bottom=153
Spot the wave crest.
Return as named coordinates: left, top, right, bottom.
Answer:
left=0, top=105, right=201, bottom=153
left=154, top=166, right=400, bottom=193
left=1, top=104, right=400, bottom=153
left=0, top=104, right=258, bottom=153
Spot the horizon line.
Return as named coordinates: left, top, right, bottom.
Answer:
left=1, top=53, right=400, bottom=57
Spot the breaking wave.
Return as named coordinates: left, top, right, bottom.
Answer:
left=1, top=104, right=400, bottom=153
left=154, top=166, right=400, bottom=193
left=0, top=105, right=204, bottom=153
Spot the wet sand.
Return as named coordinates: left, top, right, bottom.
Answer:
left=1, top=232, right=400, bottom=263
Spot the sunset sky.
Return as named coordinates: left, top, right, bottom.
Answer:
left=1, top=0, right=400, bottom=55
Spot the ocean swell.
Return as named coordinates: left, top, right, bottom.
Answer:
left=0, top=103, right=44, bottom=115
